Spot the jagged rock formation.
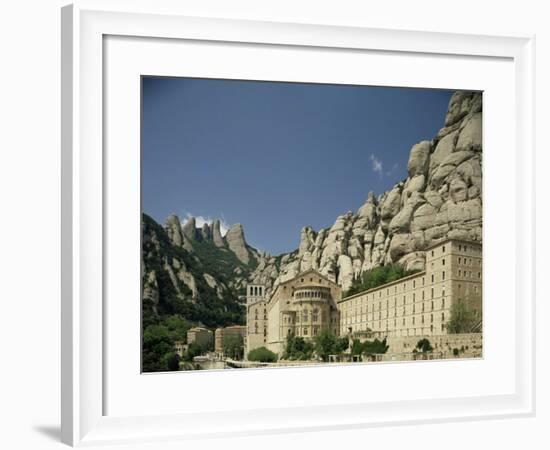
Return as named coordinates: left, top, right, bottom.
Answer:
left=142, top=214, right=250, bottom=328
left=249, top=91, right=482, bottom=292
left=211, top=219, right=225, bottom=247
left=225, top=224, right=251, bottom=265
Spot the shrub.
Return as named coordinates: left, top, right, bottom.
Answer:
left=185, top=342, right=203, bottom=361
left=343, top=263, right=420, bottom=298
left=222, top=334, right=244, bottom=360
left=416, top=338, right=433, bottom=353
left=283, top=335, right=314, bottom=360
left=248, top=347, right=278, bottom=362
left=447, top=301, right=480, bottom=334
left=361, top=338, right=389, bottom=355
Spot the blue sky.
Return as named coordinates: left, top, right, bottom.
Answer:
left=142, top=77, right=453, bottom=255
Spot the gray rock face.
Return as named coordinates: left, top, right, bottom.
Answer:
left=456, top=112, right=482, bottom=152
left=165, top=214, right=183, bottom=246
left=407, top=141, right=431, bottom=177
left=165, top=214, right=193, bottom=251
left=225, top=223, right=250, bottom=265
left=249, top=90, right=482, bottom=295
left=445, top=91, right=482, bottom=127
left=299, top=226, right=316, bottom=256
left=182, top=217, right=197, bottom=240
left=201, top=223, right=211, bottom=241
left=211, top=219, right=225, bottom=247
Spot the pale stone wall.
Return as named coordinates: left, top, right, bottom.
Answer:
left=245, top=284, right=268, bottom=356
left=214, top=325, right=246, bottom=354
left=385, top=333, right=482, bottom=358
left=264, top=269, right=341, bottom=355
left=186, top=327, right=213, bottom=350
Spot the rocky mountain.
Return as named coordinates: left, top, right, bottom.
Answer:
left=142, top=90, right=482, bottom=327
left=142, top=210, right=267, bottom=328
left=249, top=91, right=482, bottom=292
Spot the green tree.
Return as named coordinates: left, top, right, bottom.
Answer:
left=362, top=338, right=389, bottom=355
left=222, top=334, right=244, bottom=360
left=142, top=325, right=175, bottom=372
left=333, top=337, right=350, bottom=354
left=351, top=339, right=364, bottom=356
left=416, top=338, right=433, bottom=353
left=343, top=263, right=420, bottom=298
left=283, top=335, right=314, bottom=360
left=163, top=352, right=181, bottom=371
left=185, top=342, right=204, bottom=361
left=314, top=329, right=337, bottom=362
left=248, top=347, right=278, bottom=362
left=163, top=315, right=191, bottom=342
left=447, top=301, right=479, bottom=334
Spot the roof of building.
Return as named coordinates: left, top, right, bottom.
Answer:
left=267, top=268, right=339, bottom=304
left=424, top=237, right=482, bottom=252
left=339, top=238, right=483, bottom=303
left=338, top=270, right=427, bottom=303
left=188, top=326, right=212, bottom=333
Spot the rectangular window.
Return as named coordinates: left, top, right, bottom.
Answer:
left=442, top=258, right=445, bottom=266
left=442, top=271, right=445, bottom=280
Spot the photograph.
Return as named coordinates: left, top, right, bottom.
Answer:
left=141, top=77, right=483, bottom=372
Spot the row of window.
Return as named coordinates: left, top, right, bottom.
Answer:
left=343, top=287, right=447, bottom=312
left=344, top=298, right=447, bottom=319
left=458, top=256, right=480, bottom=266
left=291, top=326, right=338, bottom=337
left=344, top=314, right=447, bottom=332
left=248, top=286, right=264, bottom=296
left=294, top=290, right=330, bottom=300
left=457, top=269, right=482, bottom=279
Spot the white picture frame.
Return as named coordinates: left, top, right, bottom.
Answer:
left=61, top=1, right=535, bottom=446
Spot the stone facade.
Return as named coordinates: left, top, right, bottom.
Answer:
left=246, top=238, right=482, bottom=358
left=247, top=269, right=341, bottom=355
left=245, top=285, right=268, bottom=354
left=214, top=325, right=247, bottom=354
left=186, top=327, right=214, bottom=350
left=338, top=238, right=482, bottom=339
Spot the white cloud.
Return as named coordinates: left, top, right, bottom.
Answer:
left=370, top=154, right=383, bottom=176
left=181, top=212, right=231, bottom=236
left=386, top=162, right=399, bottom=176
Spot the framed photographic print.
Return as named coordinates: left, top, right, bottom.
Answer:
left=141, top=77, right=483, bottom=373
left=61, top=1, right=535, bottom=446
